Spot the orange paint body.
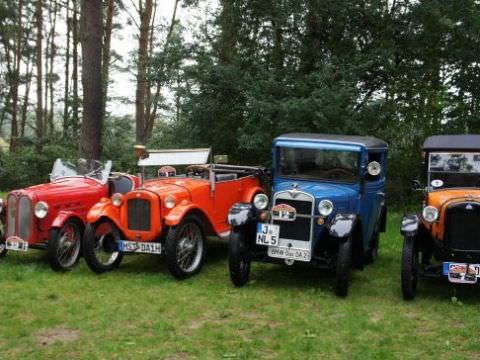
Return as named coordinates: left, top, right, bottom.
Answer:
left=425, top=189, right=480, bottom=241
left=87, top=175, right=264, bottom=242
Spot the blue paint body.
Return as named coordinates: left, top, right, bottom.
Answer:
left=271, top=135, right=388, bottom=253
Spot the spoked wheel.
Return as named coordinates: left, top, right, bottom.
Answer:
left=47, top=220, right=82, bottom=271
left=83, top=220, right=123, bottom=274
left=166, top=215, right=205, bottom=279
left=335, top=236, right=353, bottom=297
left=401, top=236, right=418, bottom=300
left=229, top=226, right=251, bottom=287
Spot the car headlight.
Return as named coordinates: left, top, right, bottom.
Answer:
left=253, top=194, right=269, bottom=210
left=112, top=193, right=124, bottom=207
left=165, top=195, right=176, bottom=209
left=422, top=206, right=439, bottom=223
left=34, top=201, right=49, bottom=219
left=318, top=200, right=334, bottom=217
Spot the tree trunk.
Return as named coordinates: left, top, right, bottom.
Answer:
left=10, top=0, right=23, bottom=152
left=135, top=0, right=153, bottom=144
left=79, top=0, right=103, bottom=159
left=35, top=0, right=43, bottom=150
left=63, top=0, right=70, bottom=136
left=101, top=0, right=114, bottom=119
left=21, top=57, right=33, bottom=137
left=48, top=0, right=58, bottom=136
left=72, top=0, right=79, bottom=137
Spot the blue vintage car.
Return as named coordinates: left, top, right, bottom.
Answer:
left=227, top=133, right=388, bottom=296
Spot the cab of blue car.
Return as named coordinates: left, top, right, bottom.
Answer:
left=227, top=133, right=388, bottom=297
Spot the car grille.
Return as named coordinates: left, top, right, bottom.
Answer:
left=127, top=198, right=151, bottom=231
left=445, top=202, right=480, bottom=252
left=273, top=197, right=313, bottom=242
left=6, top=195, right=17, bottom=237
left=18, top=197, right=32, bottom=240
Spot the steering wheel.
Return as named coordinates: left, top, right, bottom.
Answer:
left=186, top=165, right=209, bottom=178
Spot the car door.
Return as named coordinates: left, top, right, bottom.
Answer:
left=360, top=151, right=386, bottom=247
left=213, top=174, right=243, bottom=234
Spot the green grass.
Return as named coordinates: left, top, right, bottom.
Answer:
left=1, top=213, right=480, bottom=359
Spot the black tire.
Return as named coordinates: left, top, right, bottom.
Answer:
left=229, top=226, right=251, bottom=287
left=335, top=236, right=352, bottom=297
left=47, top=220, right=82, bottom=271
left=0, top=214, right=7, bottom=258
left=165, top=215, right=206, bottom=279
left=83, top=220, right=124, bottom=274
left=401, top=236, right=418, bottom=300
left=364, top=227, right=379, bottom=264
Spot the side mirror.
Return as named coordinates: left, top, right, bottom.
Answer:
left=214, top=155, right=228, bottom=164
left=411, top=180, right=422, bottom=191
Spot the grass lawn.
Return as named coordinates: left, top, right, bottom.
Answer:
left=0, top=212, right=479, bottom=359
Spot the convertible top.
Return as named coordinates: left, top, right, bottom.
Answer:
left=276, top=133, right=387, bottom=150
left=423, top=135, right=480, bottom=151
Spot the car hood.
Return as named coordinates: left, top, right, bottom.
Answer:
left=11, top=177, right=104, bottom=201
left=142, top=178, right=210, bottom=200
left=428, top=188, right=480, bottom=210
left=273, top=181, right=358, bottom=207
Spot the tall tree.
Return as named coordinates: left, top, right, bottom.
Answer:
left=9, top=0, right=23, bottom=151
left=71, top=0, right=80, bottom=137
left=135, top=0, right=153, bottom=144
left=63, top=0, right=71, bottom=135
left=79, top=0, right=103, bottom=159
left=101, top=0, right=115, bottom=119
left=35, top=0, right=43, bottom=150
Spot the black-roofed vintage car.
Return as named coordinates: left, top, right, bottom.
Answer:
left=401, top=135, right=480, bottom=299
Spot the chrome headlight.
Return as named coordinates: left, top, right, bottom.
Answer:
left=112, top=193, right=124, bottom=207
left=422, top=206, right=439, bottom=223
left=34, top=201, right=49, bottom=219
left=165, top=195, right=176, bottom=209
left=253, top=194, right=269, bottom=210
left=318, top=200, right=334, bottom=217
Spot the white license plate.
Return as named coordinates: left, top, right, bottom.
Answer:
left=5, top=236, right=29, bottom=252
left=118, top=240, right=162, bottom=255
left=256, top=223, right=280, bottom=246
left=268, top=246, right=311, bottom=262
left=444, top=262, right=480, bottom=284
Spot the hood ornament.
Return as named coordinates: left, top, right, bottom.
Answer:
left=288, top=183, right=300, bottom=198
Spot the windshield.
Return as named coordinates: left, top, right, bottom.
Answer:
left=50, top=159, right=112, bottom=184
left=428, top=152, right=480, bottom=190
left=278, top=147, right=359, bottom=182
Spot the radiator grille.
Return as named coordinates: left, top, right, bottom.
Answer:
left=445, top=202, right=480, bottom=252
left=127, top=198, right=151, bottom=231
left=18, top=197, right=32, bottom=240
left=273, top=197, right=313, bottom=241
left=6, top=195, right=17, bottom=237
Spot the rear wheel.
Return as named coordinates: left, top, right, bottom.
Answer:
left=165, top=215, right=206, bottom=279
left=401, top=236, right=418, bottom=300
left=83, top=220, right=123, bottom=273
left=229, top=226, right=251, bottom=287
left=335, top=236, right=352, bottom=297
left=47, top=220, right=82, bottom=271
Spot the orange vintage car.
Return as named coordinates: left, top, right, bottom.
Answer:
left=82, top=148, right=265, bottom=279
left=401, top=135, right=480, bottom=299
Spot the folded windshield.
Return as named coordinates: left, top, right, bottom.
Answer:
left=278, top=147, right=359, bottom=182
left=428, top=152, right=480, bottom=189
left=50, top=159, right=112, bottom=184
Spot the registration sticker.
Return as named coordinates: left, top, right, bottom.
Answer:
left=5, top=236, right=29, bottom=252
left=256, top=223, right=280, bottom=246
left=118, top=240, right=162, bottom=255
left=444, top=262, right=480, bottom=284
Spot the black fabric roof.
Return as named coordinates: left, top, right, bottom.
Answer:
left=423, top=135, right=480, bottom=150
left=276, top=133, right=388, bottom=150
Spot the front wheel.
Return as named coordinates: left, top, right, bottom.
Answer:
left=83, top=220, right=123, bottom=273
left=229, top=226, right=251, bottom=287
left=165, top=215, right=206, bottom=279
left=335, top=236, right=352, bottom=297
left=401, top=236, right=418, bottom=300
left=47, top=220, right=82, bottom=271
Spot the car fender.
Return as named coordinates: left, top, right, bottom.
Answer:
left=400, top=214, right=420, bottom=237
left=242, top=187, right=265, bottom=203
left=86, top=198, right=121, bottom=227
left=51, top=210, right=85, bottom=229
left=227, top=203, right=258, bottom=227
left=328, top=213, right=358, bottom=240
left=164, top=202, right=211, bottom=227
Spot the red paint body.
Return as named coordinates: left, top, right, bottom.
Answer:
left=6, top=175, right=138, bottom=247
left=87, top=175, right=264, bottom=242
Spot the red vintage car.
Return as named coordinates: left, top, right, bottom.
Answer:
left=1, top=159, right=138, bottom=271
left=82, top=148, right=265, bottom=279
